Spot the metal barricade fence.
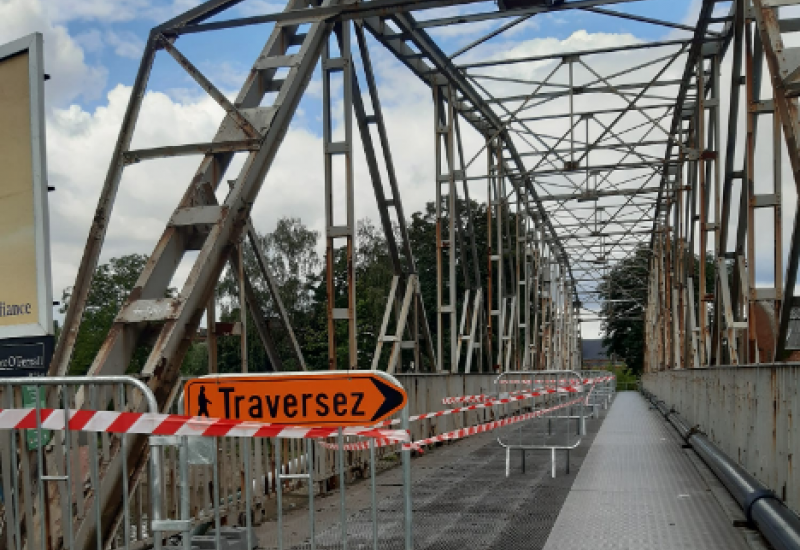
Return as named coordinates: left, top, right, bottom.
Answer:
left=153, top=374, right=502, bottom=548
left=0, top=372, right=611, bottom=550
left=161, top=374, right=500, bottom=527
left=0, top=376, right=166, bottom=550
left=494, top=370, right=597, bottom=478
left=173, top=390, right=414, bottom=550
left=0, top=376, right=415, bottom=550
left=577, top=370, right=616, bottom=414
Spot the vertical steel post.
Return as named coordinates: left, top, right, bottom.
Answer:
left=118, top=385, right=130, bottom=550
left=338, top=428, right=347, bottom=550
left=433, top=84, right=458, bottom=372
left=276, top=439, right=283, bottom=550
left=308, top=440, right=316, bottom=550
left=243, top=439, right=253, bottom=550
left=90, top=386, right=102, bottom=550
left=402, top=408, right=413, bottom=550
left=34, top=385, right=47, bottom=550
left=370, top=440, right=377, bottom=550
left=180, top=436, right=191, bottom=550
left=323, top=20, right=356, bottom=370
left=239, top=243, right=248, bottom=373
left=65, top=385, right=76, bottom=550
left=213, top=438, right=222, bottom=550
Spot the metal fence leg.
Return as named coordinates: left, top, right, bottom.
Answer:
left=180, top=436, right=191, bottom=550
left=118, top=385, right=130, bottom=550
left=309, top=440, right=316, bottom=550
left=402, top=408, right=413, bottom=550
left=276, top=438, right=284, bottom=550
left=243, top=439, right=253, bottom=550
left=338, top=428, right=347, bottom=550
left=150, top=442, right=162, bottom=550
left=370, top=439, right=377, bottom=550
left=213, top=439, right=222, bottom=550
left=33, top=385, right=47, bottom=550
left=580, top=399, right=586, bottom=436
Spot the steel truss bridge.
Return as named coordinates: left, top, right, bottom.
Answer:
left=34, top=0, right=800, bottom=545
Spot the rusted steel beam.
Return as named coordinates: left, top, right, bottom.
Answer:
left=49, top=36, right=159, bottom=378
left=750, top=0, right=800, bottom=359
left=123, top=140, right=261, bottom=164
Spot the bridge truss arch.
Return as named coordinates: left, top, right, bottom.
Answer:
left=31, top=0, right=800, bottom=546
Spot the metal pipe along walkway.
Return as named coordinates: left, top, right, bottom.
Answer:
left=543, top=392, right=755, bottom=550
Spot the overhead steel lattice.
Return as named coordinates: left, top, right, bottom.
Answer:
left=40, top=0, right=800, bottom=546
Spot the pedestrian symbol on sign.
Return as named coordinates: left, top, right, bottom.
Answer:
left=197, top=386, right=212, bottom=417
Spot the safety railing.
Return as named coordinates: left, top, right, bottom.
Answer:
left=578, top=370, right=616, bottom=414
left=0, top=372, right=615, bottom=550
left=171, top=376, right=415, bottom=550
left=148, top=374, right=506, bottom=539
left=0, top=375, right=413, bottom=550
left=492, top=370, right=589, bottom=477
left=0, top=376, right=163, bottom=550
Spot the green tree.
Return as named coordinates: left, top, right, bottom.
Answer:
left=406, top=198, right=494, bottom=371
left=598, top=247, right=650, bottom=375
left=60, top=254, right=158, bottom=375
left=215, top=217, right=323, bottom=372
left=181, top=341, right=209, bottom=376
left=598, top=246, right=716, bottom=374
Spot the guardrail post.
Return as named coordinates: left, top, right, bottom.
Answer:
left=402, top=407, right=413, bottom=550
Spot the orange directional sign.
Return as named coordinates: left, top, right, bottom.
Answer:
left=184, top=372, right=407, bottom=426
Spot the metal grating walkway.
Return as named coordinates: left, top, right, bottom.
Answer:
left=542, top=392, right=751, bottom=550
left=263, top=404, right=604, bottom=550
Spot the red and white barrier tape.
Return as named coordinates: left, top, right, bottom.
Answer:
left=403, top=396, right=585, bottom=451
left=442, top=385, right=580, bottom=405
left=0, top=408, right=409, bottom=442
left=317, top=396, right=586, bottom=452
left=453, top=376, right=613, bottom=403
left=498, top=376, right=612, bottom=385
left=326, top=387, right=583, bottom=448
left=442, top=389, right=530, bottom=404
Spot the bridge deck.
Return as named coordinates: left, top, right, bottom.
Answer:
left=543, top=392, right=753, bottom=550
left=259, top=393, right=757, bottom=549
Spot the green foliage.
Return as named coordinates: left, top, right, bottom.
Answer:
left=215, top=217, right=323, bottom=372
left=607, top=366, right=638, bottom=391
left=181, top=341, right=209, bottom=376
left=60, top=254, right=160, bottom=375
left=598, top=246, right=716, bottom=374
left=598, top=247, right=649, bottom=375
left=406, top=198, right=492, bottom=370
left=59, top=201, right=501, bottom=375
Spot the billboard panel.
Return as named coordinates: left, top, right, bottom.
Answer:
left=0, top=33, right=52, bottom=338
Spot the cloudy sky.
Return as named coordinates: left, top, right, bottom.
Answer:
left=2, top=0, right=707, bottom=340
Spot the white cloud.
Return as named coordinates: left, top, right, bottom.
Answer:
left=33, top=0, right=699, bottom=343
left=236, top=0, right=289, bottom=16
left=43, top=0, right=152, bottom=23
left=42, top=0, right=203, bottom=23
left=74, top=29, right=104, bottom=53
left=0, top=0, right=107, bottom=104
left=105, top=30, right=145, bottom=59
left=47, top=85, right=224, bottom=297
